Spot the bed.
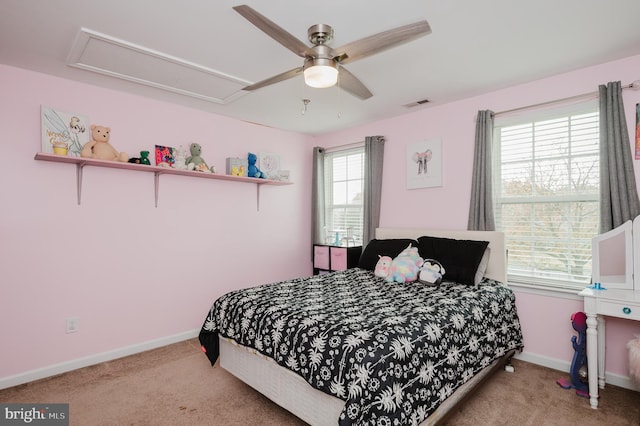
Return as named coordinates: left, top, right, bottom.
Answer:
left=199, top=228, right=524, bottom=425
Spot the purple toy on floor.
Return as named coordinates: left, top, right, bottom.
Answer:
left=556, top=311, right=590, bottom=398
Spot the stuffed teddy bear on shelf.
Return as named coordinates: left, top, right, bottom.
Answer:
left=247, top=152, right=265, bottom=178
left=80, top=125, right=128, bottom=162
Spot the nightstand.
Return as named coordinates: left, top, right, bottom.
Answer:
left=313, top=245, right=362, bottom=274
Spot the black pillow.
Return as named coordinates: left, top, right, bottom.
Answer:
left=417, top=236, right=489, bottom=285
left=358, top=238, right=418, bottom=270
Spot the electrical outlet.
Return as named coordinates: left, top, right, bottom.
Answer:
left=66, top=317, right=79, bottom=334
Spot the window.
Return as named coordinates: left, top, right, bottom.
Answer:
left=493, top=101, right=599, bottom=290
left=323, top=146, right=364, bottom=246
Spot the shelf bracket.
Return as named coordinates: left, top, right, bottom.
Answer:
left=256, top=184, right=260, bottom=212
left=154, top=172, right=161, bottom=208
left=76, top=163, right=85, bottom=205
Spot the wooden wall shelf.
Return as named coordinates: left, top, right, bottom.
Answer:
left=34, top=152, right=292, bottom=209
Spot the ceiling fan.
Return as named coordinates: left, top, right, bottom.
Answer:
left=233, top=5, right=431, bottom=100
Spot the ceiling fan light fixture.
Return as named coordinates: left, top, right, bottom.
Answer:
left=303, top=58, right=338, bottom=88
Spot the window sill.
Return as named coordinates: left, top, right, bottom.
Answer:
left=508, top=281, right=584, bottom=301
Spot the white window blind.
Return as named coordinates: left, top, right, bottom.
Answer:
left=494, top=101, right=599, bottom=290
left=323, top=146, right=364, bottom=246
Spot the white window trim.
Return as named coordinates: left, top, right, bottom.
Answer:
left=494, top=98, right=600, bottom=292
left=322, top=144, right=365, bottom=247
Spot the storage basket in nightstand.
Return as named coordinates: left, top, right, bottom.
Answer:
left=313, top=245, right=362, bottom=275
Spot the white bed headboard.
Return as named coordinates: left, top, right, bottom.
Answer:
left=375, top=228, right=507, bottom=284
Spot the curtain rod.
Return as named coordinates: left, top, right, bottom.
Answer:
left=324, top=141, right=365, bottom=153
left=494, top=80, right=640, bottom=117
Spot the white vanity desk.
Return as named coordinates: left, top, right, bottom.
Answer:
left=584, top=217, right=640, bottom=409
left=579, top=287, right=640, bottom=409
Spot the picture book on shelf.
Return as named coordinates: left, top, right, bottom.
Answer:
left=155, top=145, right=175, bottom=167
left=40, top=106, right=90, bottom=157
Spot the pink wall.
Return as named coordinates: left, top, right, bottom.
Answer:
left=3, top=54, right=640, bottom=388
left=316, top=55, right=640, bottom=381
left=0, top=64, right=313, bottom=382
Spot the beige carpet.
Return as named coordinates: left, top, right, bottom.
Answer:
left=1, top=338, right=638, bottom=425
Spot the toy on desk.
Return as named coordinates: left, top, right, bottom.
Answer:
left=556, top=311, right=589, bottom=398
left=587, top=282, right=607, bottom=290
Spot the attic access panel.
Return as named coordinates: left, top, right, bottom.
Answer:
left=67, top=28, right=249, bottom=104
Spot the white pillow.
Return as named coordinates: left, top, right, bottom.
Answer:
left=474, top=247, right=490, bottom=285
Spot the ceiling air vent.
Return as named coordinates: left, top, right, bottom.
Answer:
left=403, top=99, right=430, bottom=108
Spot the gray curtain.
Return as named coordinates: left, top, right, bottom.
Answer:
left=311, top=147, right=326, bottom=251
left=599, top=81, right=640, bottom=232
left=468, top=110, right=496, bottom=231
left=363, top=136, right=385, bottom=246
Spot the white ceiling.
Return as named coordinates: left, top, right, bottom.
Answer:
left=2, top=0, right=640, bottom=136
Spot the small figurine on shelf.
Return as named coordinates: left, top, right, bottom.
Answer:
left=127, top=150, right=151, bottom=165
left=173, top=146, right=188, bottom=170
left=140, top=150, right=150, bottom=165
left=230, top=165, right=245, bottom=176
left=186, top=142, right=215, bottom=173
left=128, top=150, right=152, bottom=165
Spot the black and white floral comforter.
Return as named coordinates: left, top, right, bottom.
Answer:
left=199, top=268, right=523, bottom=425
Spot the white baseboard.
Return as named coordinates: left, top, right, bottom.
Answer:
left=3, top=335, right=638, bottom=394
left=515, top=350, right=640, bottom=392
left=0, top=329, right=200, bottom=390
